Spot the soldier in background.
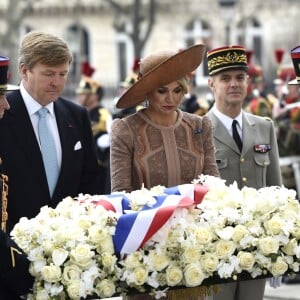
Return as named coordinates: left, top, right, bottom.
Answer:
left=181, top=72, right=211, bottom=116
left=280, top=44, right=300, bottom=284
left=272, top=64, right=300, bottom=156
left=243, top=63, right=275, bottom=118
left=112, top=58, right=144, bottom=120
left=76, top=76, right=112, bottom=194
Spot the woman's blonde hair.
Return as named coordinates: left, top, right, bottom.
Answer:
left=178, top=76, right=189, bottom=94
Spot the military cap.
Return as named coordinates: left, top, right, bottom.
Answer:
left=288, top=45, right=300, bottom=85
left=207, top=45, right=248, bottom=76
left=0, top=56, right=19, bottom=92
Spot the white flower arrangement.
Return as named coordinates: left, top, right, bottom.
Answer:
left=10, top=175, right=300, bottom=299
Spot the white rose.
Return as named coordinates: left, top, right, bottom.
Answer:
left=166, top=230, right=182, bottom=247
left=264, top=216, right=284, bottom=235
left=194, top=227, right=213, bottom=245
left=270, top=257, right=288, bottom=277
left=255, top=198, right=274, bottom=215
left=42, top=240, right=56, bottom=256
left=149, top=250, right=169, bottom=271
left=166, top=265, right=183, bottom=286
left=77, top=217, right=92, bottom=230
left=222, top=197, right=240, bottom=208
left=184, top=263, right=205, bottom=287
left=282, top=239, right=298, bottom=256
left=232, top=225, right=248, bottom=243
left=101, top=252, right=117, bottom=272
left=123, top=252, right=143, bottom=269
left=183, top=246, right=201, bottom=263
left=258, top=237, right=279, bottom=255
left=70, top=244, right=94, bottom=268
left=99, top=236, right=115, bottom=254
left=200, top=253, right=218, bottom=274
left=282, top=199, right=300, bottom=218
left=41, top=264, right=62, bottom=282
left=62, top=264, right=82, bottom=284
left=88, top=225, right=109, bottom=243
left=132, top=266, right=148, bottom=285
left=291, top=262, right=300, bottom=272
left=11, top=221, right=34, bottom=251
left=66, top=281, right=81, bottom=299
left=245, top=220, right=263, bottom=235
left=35, top=289, right=50, bottom=300
left=53, top=231, right=68, bottom=247
left=96, top=279, right=116, bottom=298
left=215, top=240, right=236, bottom=259
left=237, top=251, right=255, bottom=270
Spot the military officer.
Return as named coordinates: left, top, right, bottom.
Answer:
left=205, top=46, right=282, bottom=300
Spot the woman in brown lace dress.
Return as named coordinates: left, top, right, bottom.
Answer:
left=110, top=44, right=219, bottom=193
left=110, top=45, right=219, bottom=300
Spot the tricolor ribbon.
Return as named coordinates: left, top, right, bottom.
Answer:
left=113, top=184, right=208, bottom=255
left=79, top=193, right=131, bottom=214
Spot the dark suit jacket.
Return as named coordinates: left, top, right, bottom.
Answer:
left=0, top=90, right=102, bottom=233
left=0, top=230, right=34, bottom=299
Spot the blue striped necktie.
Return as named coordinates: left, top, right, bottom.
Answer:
left=37, top=107, right=59, bottom=196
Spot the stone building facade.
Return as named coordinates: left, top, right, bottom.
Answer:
left=0, top=0, right=299, bottom=100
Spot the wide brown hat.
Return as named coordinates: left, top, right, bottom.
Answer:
left=116, top=44, right=205, bottom=109
left=0, top=56, right=19, bottom=92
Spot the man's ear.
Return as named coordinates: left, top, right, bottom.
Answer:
left=207, top=77, right=214, bottom=90
left=19, top=63, right=28, bottom=79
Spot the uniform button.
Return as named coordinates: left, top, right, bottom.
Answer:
left=242, top=177, right=247, bottom=182
left=240, top=158, right=245, bottom=163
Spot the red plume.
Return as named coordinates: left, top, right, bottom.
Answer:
left=81, top=61, right=95, bottom=77
left=245, top=50, right=253, bottom=64
left=274, top=48, right=285, bottom=64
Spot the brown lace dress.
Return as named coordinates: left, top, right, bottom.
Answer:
left=110, top=109, right=219, bottom=193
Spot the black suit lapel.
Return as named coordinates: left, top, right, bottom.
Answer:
left=6, top=92, right=49, bottom=194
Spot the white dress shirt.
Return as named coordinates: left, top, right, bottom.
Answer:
left=211, top=105, right=243, bottom=139
left=20, top=82, right=62, bottom=168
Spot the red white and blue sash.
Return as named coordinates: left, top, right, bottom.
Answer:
left=113, top=184, right=208, bottom=255
left=85, top=184, right=207, bottom=256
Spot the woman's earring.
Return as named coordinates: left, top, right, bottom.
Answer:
left=144, top=98, right=149, bottom=108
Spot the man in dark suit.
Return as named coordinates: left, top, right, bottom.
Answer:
left=0, top=31, right=101, bottom=232
left=206, top=46, right=282, bottom=300
left=0, top=56, right=34, bottom=299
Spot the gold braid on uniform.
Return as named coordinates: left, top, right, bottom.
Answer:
left=92, top=107, right=110, bottom=136
left=10, top=246, right=22, bottom=268
left=1, top=173, right=8, bottom=233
